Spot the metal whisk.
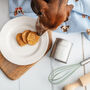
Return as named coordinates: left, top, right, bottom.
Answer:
left=48, top=57, right=90, bottom=84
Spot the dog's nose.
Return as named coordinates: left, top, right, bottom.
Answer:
left=37, top=31, right=43, bottom=36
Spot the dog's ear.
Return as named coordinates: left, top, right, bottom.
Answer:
left=31, top=0, right=39, bottom=15
left=66, top=5, right=74, bottom=17
left=63, top=5, right=73, bottom=21
left=31, top=0, right=48, bottom=15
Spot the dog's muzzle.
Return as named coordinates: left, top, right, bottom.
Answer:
left=36, top=18, right=48, bottom=36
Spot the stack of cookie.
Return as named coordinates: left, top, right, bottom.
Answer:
left=16, top=30, right=40, bottom=47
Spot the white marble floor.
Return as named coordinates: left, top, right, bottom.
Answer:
left=0, top=0, right=90, bottom=90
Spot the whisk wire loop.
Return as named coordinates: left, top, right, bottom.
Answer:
left=48, top=64, right=81, bottom=84
left=49, top=63, right=79, bottom=79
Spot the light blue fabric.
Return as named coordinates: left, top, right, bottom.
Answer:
left=9, top=0, right=90, bottom=40
left=9, top=0, right=37, bottom=18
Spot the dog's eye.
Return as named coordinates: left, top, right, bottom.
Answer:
left=38, top=11, right=42, bottom=15
left=44, top=0, right=49, bottom=3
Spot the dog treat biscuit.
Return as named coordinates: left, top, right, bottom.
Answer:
left=16, top=33, right=26, bottom=46
left=27, top=32, right=40, bottom=45
left=22, top=30, right=30, bottom=44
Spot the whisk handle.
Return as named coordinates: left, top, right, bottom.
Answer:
left=80, top=57, right=90, bottom=66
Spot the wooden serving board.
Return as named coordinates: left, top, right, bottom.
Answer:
left=0, top=31, right=52, bottom=80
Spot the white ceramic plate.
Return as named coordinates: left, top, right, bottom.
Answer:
left=0, top=16, right=49, bottom=65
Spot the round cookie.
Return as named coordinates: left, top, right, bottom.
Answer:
left=27, top=32, right=40, bottom=45
left=22, top=30, right=30, bottom=44
left=16, top=33, right=26, bottom=47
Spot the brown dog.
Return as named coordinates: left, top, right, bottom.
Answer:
left=31, top=0, right=73, bottom=35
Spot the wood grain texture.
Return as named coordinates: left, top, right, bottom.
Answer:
left=0, top=31, right=52, bottom=80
